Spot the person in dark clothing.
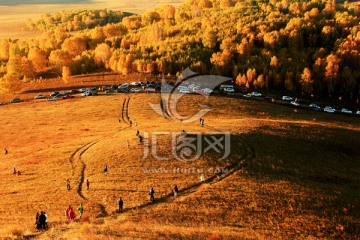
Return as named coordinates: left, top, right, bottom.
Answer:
left=136, top=130, right=139, bottom=136
left=35, top=212, right=41, bottom=231
left=104, top=165, right=108, bottom=173
left=118, top=197, right=123, bottom=213
left=173, top=185, right=179, bottom=198
left=139, top=135, right=143, bottom=144
left=4, top=148, right=8, bottom=154
left=149, top=187, right=155, bottom=201
left=38, top=212, right=47, bottom=230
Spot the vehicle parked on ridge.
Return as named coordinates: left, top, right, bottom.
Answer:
left=341, top=108, right=352, bottom=114
left=130, top=88, right=141, bottom=93
left=10, top=98, right=21, bottom=103
left=290, top=101, right=300, bottom=106
left=282, top=96, right=293, bottom=101
left=309, top=103, right=321, bottom=111
left=250, top=92, right=262, bottom=97
left=34, top=94, right=46, bottom=99
left=50, top=91, right=59, bottom=97
left=324, top=106, right=336, bottom=113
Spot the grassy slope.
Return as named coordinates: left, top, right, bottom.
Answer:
left=0, top=0, right=185, bottom=39
left=0, top=88, right=359, bottom=238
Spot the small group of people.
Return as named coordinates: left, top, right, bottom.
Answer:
left=148, top=185, right=179, bottom=202
left=65, top=203, right=84, bottom=222
left=35, top=212, right=48, bottom=231
left=13, top=166, right=21, bottom=175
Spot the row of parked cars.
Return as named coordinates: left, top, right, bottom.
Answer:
left=240, top=92, right=360, bottom=115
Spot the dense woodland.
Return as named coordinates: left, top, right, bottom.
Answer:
left=1, top=0, right=360, bottom=100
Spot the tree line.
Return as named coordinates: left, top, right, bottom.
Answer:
left=1, top=0, right=360, bottom=101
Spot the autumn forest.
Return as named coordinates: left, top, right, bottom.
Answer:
left=1, top=0, right=360, bottom=100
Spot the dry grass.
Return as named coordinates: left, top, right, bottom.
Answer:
left=0, top=0, right=185, bottom=39
left=0, top=78, right=359, bottom=238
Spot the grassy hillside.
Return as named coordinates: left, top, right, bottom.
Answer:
left=0, top=91, right=359, bottom=238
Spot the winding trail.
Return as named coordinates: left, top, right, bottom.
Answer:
left=68, top=94, right=132, bottom=216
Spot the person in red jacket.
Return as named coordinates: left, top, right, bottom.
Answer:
left=67, top=206, right=75, bottom=221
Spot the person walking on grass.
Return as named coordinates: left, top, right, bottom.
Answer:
left=78, top=203, right=84, bottom=220
left=39, top=212, right=46, bottom=230
left=173, top=185, right=179, bottom=198
left=118, top=197, right=123, bottom=213
left=44, top=212, right=48, bottom=230
left=4, top=148, right=8, bottom=155
left=149, top=187, right=155, bottom=201
left=68, top=206, right=75, bottom=221
left=66, top=178, right=70, bottom=190
left=13, top=166, right=16, bottom=175
left=86, top=178, right=90, bottom=190
left=139, top=135, right=143, bottom=145
left=104, top=165, right=108, bottom=174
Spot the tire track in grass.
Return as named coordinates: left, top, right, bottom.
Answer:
left=68, top=95, right=132, bottom=216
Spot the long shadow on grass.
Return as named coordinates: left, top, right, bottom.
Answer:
left=241, top=126, right=360, bottom=236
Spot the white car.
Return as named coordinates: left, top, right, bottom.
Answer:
left=356, top=111, right=360, bottom=115
left=309, top=103, right=321, bottom=111
left=324, top=106, right=336, bottom=113
left=131, top=82, right=139, bottom=86
left=34, top=94, right=46, bottom=99
left=203, top=88, right=213, bottom=93
left=282, top=96, right=293, bottom=101
left=224, top=88, right=235, bottom=93
left=250, top=92, right=262, bottom=97
left=290, top=101, right=300, bottom=106
left=341, top=108, right=352, bottom=114
left=179, top=89, right=190, bottom=94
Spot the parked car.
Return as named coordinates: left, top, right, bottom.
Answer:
left=264, top=95, right=276, bottom=102
left=290, top=101, right=300, bottom=106
left=79, top=88, right=87, bottom=93
left=224, top=88, right=235, bottom=93
left=70, top=89, right=80, bottom=94
left=282, top=96, right=293, bottom=101
left=179, top=89, right=190, bottom=94
left=34, top=94, right=46, bottom=99
left=130, top=88, right=141, bottom=93
left=324, top=106, right=336, bottom=113
left=47, top=97, right=57, bottom=101
left=105, top=88, right=114, bottom=93
left=203, top=88, right=213, bottom=93
left=50, top=91, right=59, bottom=97
left=131, top=82, right=140, bottom=86
left=0, top=102, right=3, bottom=105
left=10, top=98, right=21, bottom=103
left=250, top=92, right=262, bottom=97
left=356, top=111, right=360, bottom=115
left=341, top=108, right=352, bottom=114
left=309, top=103, right=321, bottom=111
left=117, top=88, right=128, bottom=93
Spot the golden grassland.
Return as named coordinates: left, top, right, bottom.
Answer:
left=0, top=74, right=359, bottom=238
left=0, top=0, right=184, bottom=39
